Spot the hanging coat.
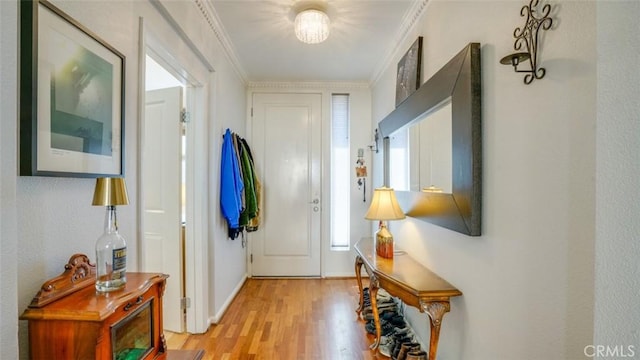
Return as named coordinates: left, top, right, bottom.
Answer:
left=246, top=174, right=262, bottom=232
left=240, top=137, right=261, bottom=232
left=238, top=138, right=258, bottom=227
left=220, top=129, right=244, bottom=238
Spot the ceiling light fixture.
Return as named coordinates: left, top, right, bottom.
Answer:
left=294, top=9, right=330, bottom=44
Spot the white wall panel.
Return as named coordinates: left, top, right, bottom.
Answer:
left=594, top=0, right=640, bottom=352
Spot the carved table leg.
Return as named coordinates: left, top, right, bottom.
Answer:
left=369, top=275, right=381, bottom=350
left=420, top=300, right=451, bottom=360
left=354, top=255, right=365, bottom=317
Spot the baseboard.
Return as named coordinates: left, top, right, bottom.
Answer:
left=323, top=272, right=356, bottom=278
left=209, top=275, right=247, bottom=324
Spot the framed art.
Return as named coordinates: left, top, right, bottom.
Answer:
left=395, top=37, right=423, bottom=107
left=20, top=0, right=125, bottom=177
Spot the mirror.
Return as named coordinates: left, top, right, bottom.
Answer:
left=379, top=43, right=481, bottom=236
left=389, top=100, right=453, bottom=193
left=409, top=100, right=453, bottom=193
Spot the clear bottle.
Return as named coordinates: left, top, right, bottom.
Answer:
left=95, top=205, right=127, bottom=292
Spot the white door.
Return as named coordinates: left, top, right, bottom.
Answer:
left=142, top=86, right=183, bottom=332
left=251, top=93, right=322, bottom=276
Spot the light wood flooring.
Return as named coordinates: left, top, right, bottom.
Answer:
left=166, top=278, right=386, bottom=359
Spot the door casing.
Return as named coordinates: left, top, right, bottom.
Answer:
left=138, top=18, right=211, bottom=334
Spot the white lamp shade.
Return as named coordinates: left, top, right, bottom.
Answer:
left=365, top=187, right=406, bottom=221
left=294, top=9, right=330, bottom=44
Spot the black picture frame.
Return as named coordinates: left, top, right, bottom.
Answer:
left=395, top=37, right=423, bottom=107
left=20, top=0, right=125, bottom=177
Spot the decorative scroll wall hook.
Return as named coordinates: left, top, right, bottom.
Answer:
left=500, top=0, right=554, bottom=84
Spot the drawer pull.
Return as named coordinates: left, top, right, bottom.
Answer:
left=123, top=296, right=144, bottom=311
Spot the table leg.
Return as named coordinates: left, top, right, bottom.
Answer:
left=420, top=300, right=451, bottom=360
left=354, top=256, right=365, bottom=317
left=369, top=276, right=381, bottom=350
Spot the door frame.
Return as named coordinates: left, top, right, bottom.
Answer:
left=247, top=84, right=372, bottom=279
left=138, top=18, right=211, bottom=334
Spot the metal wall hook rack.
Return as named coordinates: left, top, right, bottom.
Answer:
left=500, top=0, right=554, bottom=84
left=356, top=148, right=368, bottom=202
left=368, top=128, right=379, bottom=153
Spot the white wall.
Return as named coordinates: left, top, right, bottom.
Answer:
left=594, top=0, right=640, bottom=353
left=0, top=0, right=247, bottom=357
left=371, top=1, right=599, bottom=359
left=0, top=1, right=19, bottom=358
left=208, top=59, right=249, bottom=323
left=339, top=87, right=374, bottom=277
left=246, top=83, right=372, bottom=278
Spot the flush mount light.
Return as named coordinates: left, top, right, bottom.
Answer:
left=294, top=9, right=330, bottom=44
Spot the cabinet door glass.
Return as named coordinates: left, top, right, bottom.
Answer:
left=112, top=300, right=154, bottom=360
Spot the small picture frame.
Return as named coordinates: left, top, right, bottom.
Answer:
left=19, top=0, right=125, bottom=177
left=395, top=37, right=423, bottom=107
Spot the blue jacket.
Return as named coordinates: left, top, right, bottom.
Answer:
left=220, top=129, right=244, bottom=230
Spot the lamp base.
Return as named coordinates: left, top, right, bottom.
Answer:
left=375, top=224, right=394, bottom=259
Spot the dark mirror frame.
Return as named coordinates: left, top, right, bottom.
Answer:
left=379, top=42, right=482, bottom=236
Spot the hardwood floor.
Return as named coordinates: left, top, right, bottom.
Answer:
left=166, top=278, right=386, bottom=359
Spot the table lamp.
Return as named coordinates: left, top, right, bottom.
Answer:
left=365, top=187, right=405, bottom=258
left=92, top=177, right=129, bottom=292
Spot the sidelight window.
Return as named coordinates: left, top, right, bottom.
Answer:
left=330, top=94, right=350, bottom=250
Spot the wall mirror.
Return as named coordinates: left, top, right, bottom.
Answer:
left=409, top=100, right=453, bottom=193
left=379, top=42, right=482, bottom=236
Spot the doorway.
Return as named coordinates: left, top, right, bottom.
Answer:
left=142, top=54, right=186, bottom=333
left=138, top=17, right=211, bottom=335
left=250, top=92, right=322, bottom=277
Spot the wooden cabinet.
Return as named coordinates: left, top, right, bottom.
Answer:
left=21, top=254, right=169, bottom=360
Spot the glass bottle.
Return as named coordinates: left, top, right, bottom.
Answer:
left=95, top=205, right=127, bottom=292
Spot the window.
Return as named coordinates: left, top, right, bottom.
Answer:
left=330, top=94, right=350, bottom=250
left=389, top=128, right=410, bottom=191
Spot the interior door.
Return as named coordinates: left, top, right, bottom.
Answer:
left=142, top=86, right=183, bottom=332
left=251, top=92, right=322, bottom=276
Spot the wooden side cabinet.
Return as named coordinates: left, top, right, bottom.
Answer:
left=20, top=254, right=169, bottom=360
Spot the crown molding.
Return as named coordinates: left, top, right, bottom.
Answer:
left=194, top=0, right=248, bottom=83
left=369, top=0, right=429, bottom=86
left=248, top=81, right=370, bottom=90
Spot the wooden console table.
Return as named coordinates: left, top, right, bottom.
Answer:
left=354, top=238, right=462, bottom=360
